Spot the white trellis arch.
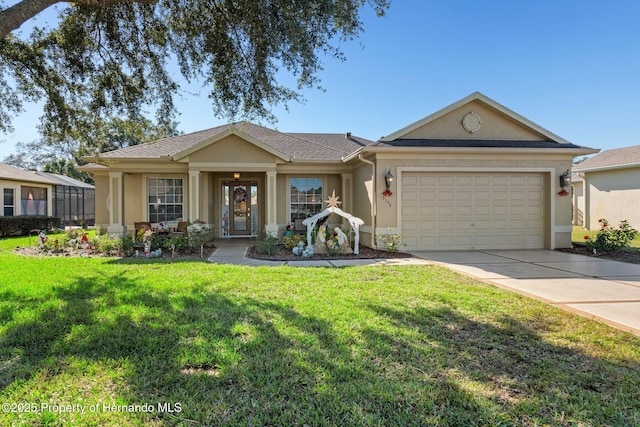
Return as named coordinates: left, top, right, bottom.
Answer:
left=302, top=206, right=365, bottom=255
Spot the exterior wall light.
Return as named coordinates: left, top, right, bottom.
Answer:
left=384, top=169, right=394, bottom=191
left=559, top=170, right=571, bottom=189
left=233, top=172, right=240, bottom=180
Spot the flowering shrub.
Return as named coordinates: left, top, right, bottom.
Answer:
left=282, top=233, right=304, bottom=249
left=584, top=219, right=637, bottom=253
left=325, top=236, right=341, bottom=256
left=376, top=232, right=405, bottom=253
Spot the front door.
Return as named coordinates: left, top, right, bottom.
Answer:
left=222, top=181, right=258, bottom=236
left=231, top=182, right=250, bottom=235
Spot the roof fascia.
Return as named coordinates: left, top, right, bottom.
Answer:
left=574, top=162, right=640, bottom=173
left=343, top=145, right=598, bottom=159
left=172, top=127, right=291, bottom=162
left=380, top=92, right=571, bottom=144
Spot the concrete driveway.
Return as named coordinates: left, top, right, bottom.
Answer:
left=409, top=250, right=640, bottom=336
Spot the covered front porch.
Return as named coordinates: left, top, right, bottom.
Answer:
left=104, top=169, right=278, bottom=239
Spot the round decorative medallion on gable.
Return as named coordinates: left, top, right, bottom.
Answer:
left=462, top=111, right=482, bottom=133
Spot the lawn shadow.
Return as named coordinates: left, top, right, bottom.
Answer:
left=2, top=272, right=639, bottom=426
left=365, top=304, right=640, bottom=426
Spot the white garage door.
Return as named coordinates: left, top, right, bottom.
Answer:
left=401, top=172, right=546, bottom=250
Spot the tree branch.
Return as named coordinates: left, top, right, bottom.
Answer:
left=73, top=0, right=158, bottom=6
left=0, top=0, right=60, bottom=39
left=0, top=0, right=158, bottom=39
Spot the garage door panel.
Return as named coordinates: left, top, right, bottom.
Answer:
left=419, top=176, right=438, bottom=186
left=401, top=172, right=545, bottom=250
left=456, top=191, right=473, bottom=202
left=438, top=192, right=454, bottom=202
left=455, top=236, right=473, bottom=247
left=491, top=176, right=508, bottom=186
left=456, top=205, right=473, bottom=216
left=420, top=220, right=436, bottom=231
left=438, top=206, right=454, bottom=216
left=472, top=220, right=491, bottom=230
left=475, top=205, right=491, bottom=215
left=438, top=176, right=455, bottom=186
left=419, top=190, right=435, bottom=201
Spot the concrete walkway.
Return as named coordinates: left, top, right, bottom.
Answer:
left=208, top=238, right=431, bottom=267
left=411, top=250, right=640, bottom=336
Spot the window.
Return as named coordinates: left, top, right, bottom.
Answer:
left=3, top=188, right=14, bottom=216
left=148, top=178, right=183, bottom=223
left=290, top=177, right=323, bottom=223
left=21, top=186, right=47, bottom=216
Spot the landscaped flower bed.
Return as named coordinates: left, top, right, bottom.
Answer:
left=12, top=228, right=215, bottom=260
left=247, top=244, right=411, bottom=261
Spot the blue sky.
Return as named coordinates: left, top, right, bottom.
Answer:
left=2, top=0, right=639, bottom=160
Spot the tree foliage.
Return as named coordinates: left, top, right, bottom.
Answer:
left=2, top=116, right=178, bottom=182
left=0, top=0, right=389, bottom=149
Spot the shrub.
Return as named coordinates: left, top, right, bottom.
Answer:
left=376, top=232, right=405, bottom=254
left=585, top=219, right=638, bottom=253
left=168, top=235, right=189, bottom=253
left=117, top=235, right=135, bottom=257
left=254, top=231, right=278, bottom=255
left=187, top=223, right=215, bottom=251
left=0, top=216, right=61, bottom=237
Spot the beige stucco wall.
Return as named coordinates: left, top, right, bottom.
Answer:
left=583, top=168, right=640, bottom=231
left=351, top=163, right=375, bottom=246
left=403, top=100, right=546, bottom=141
left=187, top=134, right=277, bottom=164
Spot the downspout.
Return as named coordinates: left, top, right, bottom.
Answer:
left=359, top=154, right=377, bottom=247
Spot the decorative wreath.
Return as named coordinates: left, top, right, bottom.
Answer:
left=234, top=187, right=247, bottom=203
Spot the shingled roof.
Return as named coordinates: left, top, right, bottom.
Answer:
left=97, top=122, right=374, bottom=162
left=573, top=145, right=640, bottom=172
left=0, top=163, right=59, bottom=185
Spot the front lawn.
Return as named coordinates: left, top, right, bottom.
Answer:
left=1, top=236, right=639, bottom=426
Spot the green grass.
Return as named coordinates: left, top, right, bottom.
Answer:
left=1, top=235, right=639, bottom=426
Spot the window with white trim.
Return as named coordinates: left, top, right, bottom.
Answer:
left=148, top=178, right=183, bottom=223
left=290, top=177, right=323, bottom=223
left=21, top=186, right=47, bottom=216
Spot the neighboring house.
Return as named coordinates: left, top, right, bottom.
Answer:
left=82, top=92, right=596, bottom=251
left=570, top=171, right=585, bottom=226
left=573, top=145, right=640, bottom=231
left=35, top=172, right=96, bottom=227
left=0, top=163, right=96, bottom=226
left=0, top=163, right=57, bottom=217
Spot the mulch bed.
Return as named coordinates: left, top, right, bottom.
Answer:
left=246, top=244, right=411, bottom=261
left=557, top=246, right=640, bottom=264
left=12, top=246, right=215, bottom=261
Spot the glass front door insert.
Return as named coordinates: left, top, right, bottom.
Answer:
left=222, top=181, right=258, bottom=236
left=232, top=183, right=249, bottom=233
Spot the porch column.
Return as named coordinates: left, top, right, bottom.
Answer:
left=265, top=170, right=278, bottom=236
left=341, top=173, right=353, bottom=211
left=188, top=170, right=201, bottom=222
left=107, top=171, right=126, bottom=235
